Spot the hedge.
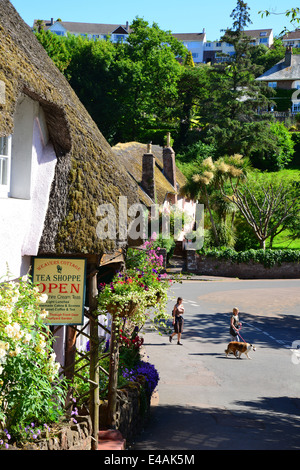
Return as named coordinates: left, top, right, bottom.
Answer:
left=197, top=248, right=300, bottom=268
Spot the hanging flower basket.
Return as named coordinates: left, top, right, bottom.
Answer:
left=106, top=300, right=138, bottom=318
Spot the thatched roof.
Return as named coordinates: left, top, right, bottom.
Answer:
left=0, top=0, right=139, bottom=256
left=112, top=142, right=187, bottom=206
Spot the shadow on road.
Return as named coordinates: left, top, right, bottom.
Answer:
left=131, top=395, right=300, bottom=450
left=170, top=311, right=300, bottom=349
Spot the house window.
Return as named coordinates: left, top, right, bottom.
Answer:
left=192, top=53, right=199, bottom=58
left=260, top=31, right=267, bottom=36
left=0, top=136, right=11, bottom=197
left=260, top=38, right=268, bottom=44
left=268, top=82, right=277, bottom=88
left=292, top=102, right=300, bottom=113
left=216, top=42, right=222, bottom=47
left=293, top=80, right=300, bottom=89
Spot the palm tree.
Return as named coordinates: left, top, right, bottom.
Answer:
left=35, top=19, right=45, bottom=33
left=181, top=157, right=220, bottom=245
left=181, top=154, right=250, bottom=247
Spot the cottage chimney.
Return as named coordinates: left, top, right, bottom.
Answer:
left=284, top=45, right=293, bottom=67
left=141, top=142, right=156, bottom=200
left=51, top=18, right=54, bottom=25
left=163, top=132, right=177, bottom=190
left=125, top=21, right=129, bottom=31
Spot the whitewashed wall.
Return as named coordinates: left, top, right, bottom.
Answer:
left=0, top=95, right=57, bottom=280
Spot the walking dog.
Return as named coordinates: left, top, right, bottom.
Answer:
left=225, top=341, right=256, bottom=359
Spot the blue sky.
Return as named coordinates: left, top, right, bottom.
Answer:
left=10, top=0, right=298, bottom=41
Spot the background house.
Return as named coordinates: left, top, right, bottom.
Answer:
left=282, top=28, right=300, bottom=50
left=203, top=29, right=273, bottom=64
left=33, top=19, right=273, bottom=65
left=33, top=18, right=131, bottom=43
left=172, top=31, right=206, bottom=63
left=256, top=46, right=300, bottom=113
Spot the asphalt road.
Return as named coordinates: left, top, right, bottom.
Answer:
left=131, top=278, right=300, bottom=450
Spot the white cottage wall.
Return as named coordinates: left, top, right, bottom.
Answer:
left=0, top=96, right=57, bottom=279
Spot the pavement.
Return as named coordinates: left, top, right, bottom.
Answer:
left=129, top=277, right=300, bottom=451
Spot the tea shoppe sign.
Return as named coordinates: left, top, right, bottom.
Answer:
left=33, top=258, right=87, bottom=325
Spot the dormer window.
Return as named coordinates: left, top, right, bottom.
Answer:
left=260, top=32, right=267, bottom=36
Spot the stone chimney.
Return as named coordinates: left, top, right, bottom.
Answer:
left=284, top=45, right=293, bottom=67
left=163, top=132, right=177, bottom=189
left=141, top=142, right=156, bottom=200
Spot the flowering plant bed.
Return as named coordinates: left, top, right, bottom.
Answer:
left=0, top=274, right=67, bottom=448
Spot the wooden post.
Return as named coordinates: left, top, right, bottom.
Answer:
left=106, top=314, right=119, bottom=428
left=64, top=326, right=77, bottom=411
left=88, top=269, right=100, bottom=451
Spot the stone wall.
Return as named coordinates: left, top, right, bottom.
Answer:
left=100, top=378, right=151, bottom=443
left=186, top=250, right=300, bottom=279
left=6, top=415, right=93, bottom=451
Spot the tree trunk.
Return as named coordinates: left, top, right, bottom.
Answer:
left=107, top=316, right=120, bottom=429
left=88, top=270, right=100, bottom=451
left=260, top=238, right=266, bottom=250
left=205, top=187, right=219, bottom=246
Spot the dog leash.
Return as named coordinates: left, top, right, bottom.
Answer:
left=237, top=327, right=247, bottom=343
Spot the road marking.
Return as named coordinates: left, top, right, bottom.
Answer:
left=242, top=321, right=291, bottom=349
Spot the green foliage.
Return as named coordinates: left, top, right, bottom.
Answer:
left=249, top=38, right=285, bottom=74
left=249, top=122, right=295, bottom=170
left=234, top=215, right=260, bottom=251
left=34, top=29, right=71, bottom=72
left=200, top=247, right=300, bottom=267
left=0, top=275, right=67, bottom=443
left=272, top=88, right=294, bottom=112
left=183, top=51, right=195, bottom=67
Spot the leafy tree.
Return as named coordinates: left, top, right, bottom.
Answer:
left=120, top=17, right=187, bottom=141
left=34, top=29, right=71, bottom=72
left=183, top=51, right=195, bottom=67
left=36, top=18, right=187, bottom=144
left=249, top=38, right=285, bottom=73
left=217, top=171, right=300, bottom=249
left=175, top=65, right=210, bottom=144
left=197, top=1, right=274, bottom=159
left=249, top=121, right=295, bottom=170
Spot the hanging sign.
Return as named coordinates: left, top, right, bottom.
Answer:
left=32, top=257, right=87, bottom=325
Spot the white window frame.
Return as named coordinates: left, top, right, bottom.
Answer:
left=0, top=135, right=12, bottom=198
left=293, top=80, right=300, bottom=90
left=268, top=82, right=277, bottom=88
left=292, top=102, right=300, bottom=113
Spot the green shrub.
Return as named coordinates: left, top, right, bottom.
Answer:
left=198, top=247, right=300, bottom=268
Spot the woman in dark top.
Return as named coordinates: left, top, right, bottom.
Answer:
left=169, top=297, right=185, bottom=345
left=230, top=307, right=241, bottom=341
